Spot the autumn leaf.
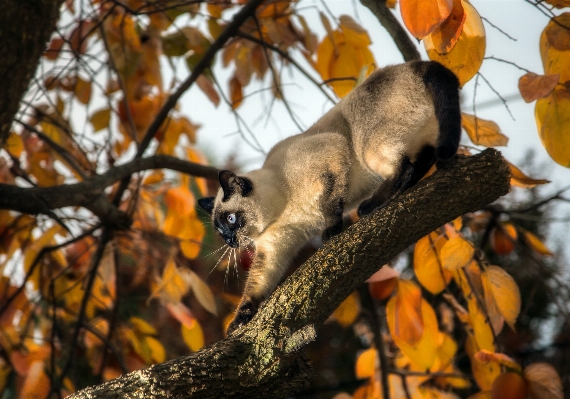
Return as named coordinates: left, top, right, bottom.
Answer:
left=315, top=16, right=375, bottom=97
left=387, top=289, right=439, bottom=369
left=332, top=291, right=360, bottom=327
left=462, top=113, right=508, bottom=147
left=466, top=335, right=501, bottom=391
left=74, top=75, right=92, bottom=104
left=151, top=258, right=189, bottom=304
left=424, top=0, right=485, bottom=86
left=184, top=269, right=218, bottom=316
left=182, top=319, right=205, bottom=352
left=535, top=87, right=570, bottom=167
left=355, top=348, right=377, bottom=380
left=230, top=76, right=243, bottom=108
left=441, top=235, right=475, bottom=271
left=90, top=108, right=111, bottom=132
left=520, top=228, right=553, bottom=256
left=414, top=230, right=453, bottom=294
left=427, top=0, right=466, bottom=54
left=518, top=72, right=559, bottom=103
left=474, top=349, right=521, bottom=371
left=506, top=159, right=550, bottom=188
left=523, top=362, right=564, bottom=399
left=483, top=266, right=521, bottom=330
left=400, top=0, right=453, bottom=39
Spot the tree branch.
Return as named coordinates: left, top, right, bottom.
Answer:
left=359, top=0, right=421, bottom=62
left=0, top=155, right=218, bottom=227
left=0, top=0, right=65, bottom=148
left=68, top=149, right=511, bottom=399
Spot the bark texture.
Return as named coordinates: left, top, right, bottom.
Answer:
left=68, top=149, right=511, bottom=399
left=0, top=0, right=65, bottom=148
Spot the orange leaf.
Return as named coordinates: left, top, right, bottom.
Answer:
left=535, top=87, right=570, bottom=167
left=5, top=131, right=24, bottom=157
left=523, top=362, right=563, bottom=399
left=166, top=302, right=196, bottom=328
left=474, top=349, right=521, bottom=371
left=424, top=0, right=485, bottom=86
left=521, top=229, right=553, bottom=256
left=20, top=361, right=50, bottom=399
left=506, top=160, right=550, bottom=188
left=366, top=264, right=400, bottom=282
left=355, top=348, right=377, bottom=380
left=425, top=0, right=466, bottom=53
left=545, top=0, right=570, bottom=7
left=461, top=113, right=508, bottom=147
left=74, top=76, right=92, bottom=104
left=197, top=75, right=220, bottom=107
left=518, top=72, right=559, bottom=103
left=45, top=37, right=64, bottom=60
left=441, top=235, right=474, bottom=271
left=391, top=280, right=423, bottom=345
left=332, top=291, right=360, bottom=327
left=387, top=293, right=439, bottom=369
left=545, top=13, right=570, bottom=51
left=230, top=76, right=243, bottom=109
left=483, top=266, right=520, bottom=331
left=400, top=0, right=453, bottom=39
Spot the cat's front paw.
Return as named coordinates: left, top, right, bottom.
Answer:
left=226, top=301, right=257, bottom=334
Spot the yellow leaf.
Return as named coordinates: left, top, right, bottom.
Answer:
left=466, top=391, right=492, bottom=399
left=355, top=348, right=377, bottom=380
left=90, top=108, right=111, bottom=132
left=130, top=316, right=157, bottom=335
left=151, top=258, right=189, bottom=304
left=315, top=28, right=375, bottom=97
left=468, top=297, right=495, bottom=352
left=466, top=335, right=500, bottom=391
left=185, top=269, right=218, bottom=316
left=540, top=14, right=570, bottom=83
left=145, top=336, right=166, bottom=363
left=521, top=229, right=553, bottom=256
left=400, top=0, right=453, bottom=39
left=5, top=131, right=24, bottom=157
left=506, top=159, right=550, bottom=188
left=414, top=230, right=453, bottom=294
left=388, top=295, right=439, bottom=369
left=164, top=185, right=195, bottom=217
left=181, top=320, right=205, bottom=352
left=23, top=225, right=62, bottom=289
left=332, top=291, right=360, bottom=327
left=523, top=362, right=563, bottom=399
left=441, top=235, right=474, bottom=271
left=424, top=0, right=485, bottom=86
left=535, top=87, right=570, bottom=167
left=179, top=216, right=205, bottom=259
left=481, top=271, right=504, bottom=335
left=461, top=113, right=508, bottom=147
left=483, top=266, right=520, bottom=331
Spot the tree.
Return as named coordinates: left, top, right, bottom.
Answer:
left=0, top=1, right=567, bottom=398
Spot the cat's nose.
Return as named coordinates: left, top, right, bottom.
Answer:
left=226, top=238, right=238, bottom=248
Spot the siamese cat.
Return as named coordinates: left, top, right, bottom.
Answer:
left=198, top=60, right=461, bottom=333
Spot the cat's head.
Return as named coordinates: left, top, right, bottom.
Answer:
left=198, top=170, right=260, bottom=248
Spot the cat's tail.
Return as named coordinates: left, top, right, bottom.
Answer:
left=414, top=61, right=462, bottom=161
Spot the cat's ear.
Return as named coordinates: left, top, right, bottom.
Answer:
left=197, top=197, right=215, bottom=214
left=219, top=170, right=253, bottom=200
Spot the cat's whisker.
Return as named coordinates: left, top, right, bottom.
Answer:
left=208, top=245, right=231, bottom=277
left=199, top=243, right=228, bottom=260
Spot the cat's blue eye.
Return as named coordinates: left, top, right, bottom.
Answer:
left=227, top=213, right=236, bottom=224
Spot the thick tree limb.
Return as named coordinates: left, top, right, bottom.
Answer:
left=0, top=155, right=218, bottom=227
left=360, top=0, right=421, bottom=62
left=0, top=0, right=65, bottom=148
left=68, top=149, right=510, bottom=399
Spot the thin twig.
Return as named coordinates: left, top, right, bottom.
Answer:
left=481, top=16, right=517, bottom=41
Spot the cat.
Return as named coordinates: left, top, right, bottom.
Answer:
left=198, top=60, right=461, bottom=333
